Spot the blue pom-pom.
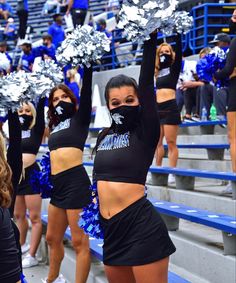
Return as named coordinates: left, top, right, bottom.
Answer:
left=30, top=152, right=53, bottom=198
left=21, top=273, right=28, bottom=283
left=196, top=47, right=229, bottom=88
left=79, top=180, right=104, bottom=239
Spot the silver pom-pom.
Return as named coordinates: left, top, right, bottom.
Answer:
left=0, top=71, right=36, bottom=112
left=117, top=0, right=178, bottom=42
left=0, top=52, right=10, bottom=71
left=56, top=25, right=111, bottom=67
left=32, top=60, right=64, bottom=97
left=160, top=11, right=193, bottom=35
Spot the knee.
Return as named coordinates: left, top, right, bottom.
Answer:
left=46, top=232, right=59, bottom=246
left=166, top=140, right=176, bottom=150
left=29, top=213, right=41, bottom=225
left=72, top=235, right=89, bottom=254
left=14, top=211, right=26, bottom=220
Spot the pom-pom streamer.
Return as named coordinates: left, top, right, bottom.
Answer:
left=79, top=180, right=104, bottom=239
left=30, top=152, right=53, bottom=199
left=56, top=25, right=111, bottom=67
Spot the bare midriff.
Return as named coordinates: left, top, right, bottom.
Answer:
left=50, top=147, right=83, bottom=175
left=23, top=153, right=37, bottom=169
left=98, top=181, right=145, bottom=219
left=156, top=88, right=176, bottom=103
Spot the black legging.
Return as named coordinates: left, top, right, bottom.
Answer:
left=71, top=8, right=87, bottom=28
left=184, top=87, right=200, bottom=116
left=17, top=9, right=28, bottom=39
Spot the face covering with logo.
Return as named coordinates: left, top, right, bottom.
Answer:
left=110, top=105, right=140, bottom=133
left=159, top=53, right=172, bottom=69
left=54, top=101, right=75, bottom=122
left=19, top=114, right=33, bottom=131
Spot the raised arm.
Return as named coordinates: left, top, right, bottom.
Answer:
left=138, top=33, right=160, bottom=146
left=77, top=66, right=93, bottom=126
left=7, top=111, right=22, bottom=218
left=33, top=97, right=46, bottom=138
left=171, top=33, right=182, bottom=76
left=214, top=38, right=236, bottom=80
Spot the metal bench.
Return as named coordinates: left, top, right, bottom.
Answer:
left=164, top=143, right=229, bottom=160
left=149, top=198, right=236, bottom=256
left=149, top=166, right=236, bottom=200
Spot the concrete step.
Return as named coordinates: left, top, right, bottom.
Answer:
left=147, top=183, right=236, bottom=217
left=179, top=124, right=227, bottom=136
left=176, top=134, right=228, bottom=144
left=170, top=220, right=236, bottom=283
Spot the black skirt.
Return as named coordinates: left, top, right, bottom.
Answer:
left=17, top=162, right=40, bottom=195
left=50, top=165, right=91, bottom=209
left=157, top=99, right=181, bottom=125
left=100, top=196, right=176, bottom=266
left=227, top=77, right=236, bottom=112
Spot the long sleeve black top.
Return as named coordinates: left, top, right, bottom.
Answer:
left=94, top=34, right=160, bottom=185
left=48, top=66, right=93, bottom=151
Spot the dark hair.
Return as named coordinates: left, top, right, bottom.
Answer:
left=53, top=13, right=61, bottom=21
left=93, top=74, right=138, bottom=154
left=48, top=84, right=77, bottom=130
left=42, top=34, right=52, bottom=41
left=104, top=74, right=138, bottom=106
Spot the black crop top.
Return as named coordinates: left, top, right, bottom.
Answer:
left=156, top=34, right=182, bottom=91
left=214, top=37, right=236, bottom=80
left=7, top=111, right=22, bottom=218
left=21, top=97, right=45, bottom=155
left=94, top=34, right=160, bottom=185
left=48, top=66, right=92, bottom=151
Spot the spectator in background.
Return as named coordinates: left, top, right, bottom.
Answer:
left=66, top=0, right=88, bottom=28
left=66, top=68, right=81, bottom=103
left=96, top=18, right=113, bottom=69
left=209, top=32, right=231, bottom=52
left=229, top=9, right=236, bottom=35
left=198, top=34, right=231, bottom=119
left=42, top=0, right=61, bottom=15
left=0, top=0, right=13, bottom=21
left=18, top=40, right=35, bottom=72
left=177, top=58, right=200, bottom=121
left=3, top=17, right=16, bottom=40
left=16, top=0, right=28, bottom=39
left=107, top=0, right=120, bottom=11
left=41, top=33, right=56, bottom=60
left=48, top=13, right=65, bottom=48
left=0, top=41, right=12, bottom=73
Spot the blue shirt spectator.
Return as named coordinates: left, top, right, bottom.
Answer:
left=72, top=0, right=88, bottom=9
left=48, top=14, right=65, bottom=48
left=18, top=40, right=35, bottom=72
left=4, top=17, right=16, bottom=39
left=0, top=0, right=13, bottom=20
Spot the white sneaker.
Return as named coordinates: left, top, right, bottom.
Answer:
left=21, top=243, right=30, bottom=254
left=168, top=174, right=175, bottom=184
left=42, top=274, right=66, bottom=283
left=22, top=253, right=38, bottom=268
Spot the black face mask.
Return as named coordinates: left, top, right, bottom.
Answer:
left=229, top=20, right=236, bottom=34
left=110, top=105, right=140, bottom=133
left=19, top=114, right=33, bottom=131
left=159, top=54, right=172, bottom=69
left=54, top=101, right=75, bottom=122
